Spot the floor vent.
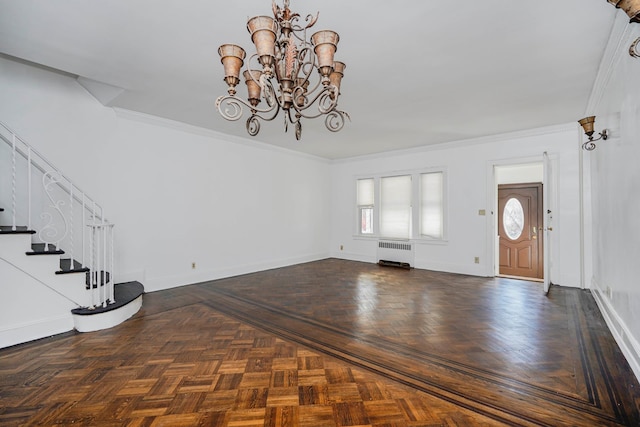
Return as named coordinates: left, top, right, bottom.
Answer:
left=377, top=240, right=414, bottom=267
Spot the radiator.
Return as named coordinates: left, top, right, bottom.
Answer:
left=377, top=240, right=414, bottom=267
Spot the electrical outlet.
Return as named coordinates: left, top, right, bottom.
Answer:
left=474, top=257, right=480, bottom=264
left=340, top=245, right=344, bottom=251
left=192, top=262, right=196, bottom=269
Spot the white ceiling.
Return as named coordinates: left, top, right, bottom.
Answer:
left=0, top=0, right=616, bottom=159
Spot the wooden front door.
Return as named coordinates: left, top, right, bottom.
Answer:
left=498, top=183, right=543, bottom=279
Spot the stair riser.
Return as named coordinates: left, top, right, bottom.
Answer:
left=73, top=295, right=143, bottom=332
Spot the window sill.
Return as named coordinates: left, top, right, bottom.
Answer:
left=352, top=235, right=448, bottom=245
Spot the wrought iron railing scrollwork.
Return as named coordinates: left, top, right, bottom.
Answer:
left=0, top=121, right=115, bottom=309
left=39, top=171, right=69, bottom=252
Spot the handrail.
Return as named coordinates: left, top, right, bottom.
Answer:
left=0, top=122, right=105, bottom=221
left=0, top=120, right=115, bottom=309
left=0, top=136, right=102, bottom=219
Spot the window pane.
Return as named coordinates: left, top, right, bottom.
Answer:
left=420, top=172, right=443, bottom=239
left=380, top=175, right=411, bottom=239
left=360, top=207, right=373, bottom=234
left=357, top=178, right=374, bottom=235
left=357, top=178, right=374, bottom=206
left=503, top=198, right=524, bottom=240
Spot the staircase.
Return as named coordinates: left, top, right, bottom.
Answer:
left=0, top=121, right=143, bottom=348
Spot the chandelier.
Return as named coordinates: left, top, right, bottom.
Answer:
left=215, top=0, right=349, bottom=140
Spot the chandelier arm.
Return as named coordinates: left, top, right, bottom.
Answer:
left=292, top=86, right=338, bottom=118
left=216, top=96, right=246, bottom=121
left=246, top=52, right=260, bottom=70
left=249, top=99, right=282, bottom=124
left=247, top=115, right=261, bottom=136
left=316, top=89, right=339, bottom=114
left=295, top=59, right=319, bottom=92
left=288, top=12, right=318, bottom=33
left=294, top=106, right=335, bottom=120
left=324, top=110, right=348, bottom=133
left=217, top=94, right=281, bottom=119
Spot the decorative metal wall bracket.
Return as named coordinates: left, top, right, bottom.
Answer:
left=578, top=116, right=608, bottom=151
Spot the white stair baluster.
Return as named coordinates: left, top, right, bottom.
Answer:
left=69, top=183, right=74, bottom=268
left=27, top=146, right=32, bottom=230
left=11, top=133, right=16, bottom=231
left=110, top=225, right=115, bottom=303
left=102, top=222, right=107, bottom=307
left=81, top=194, right=86, bottom=268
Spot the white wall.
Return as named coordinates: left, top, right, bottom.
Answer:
left=329, top=126, right=583, bottom=287
left=0, top=56, right=331, bottom=295
left=586, top=18, right=640, bottom=380
left=0, top=257, right=75, bottom=348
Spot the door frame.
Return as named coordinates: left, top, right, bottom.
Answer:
left=485, top=154, right=558, bottom=286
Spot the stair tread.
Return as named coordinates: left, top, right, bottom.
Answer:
left=72, top=281, right=144, bottom=315
left=85, top=270, right=112, bottom=289
left=26, top=243, right=64, bottom=255
left=0, top=225, right=36, bottom=234
left=56, top=259, right=90, bottom=274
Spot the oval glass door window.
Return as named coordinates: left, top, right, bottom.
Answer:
left=503, top=198, right=524, bottom=240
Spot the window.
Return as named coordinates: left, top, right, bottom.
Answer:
left=355, top=170, right=445, bottom=241
left=357, top=178, right=374, bottom=234
left=380, top=175, right=412, bottom=239
left=420, top=172, right=444, bottom=239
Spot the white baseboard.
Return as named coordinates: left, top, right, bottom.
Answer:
left=0, top=314, right=74, bottom=349
left=413, top=259, right=489, bottom=277
left=591, top=279, right=640, bottom=383
left=145, top=252, right=331, bottom=293
left=329, top=251, right=376, bottom=264
left=115, top=269, right=145, bottom=284
left=329, top=251, right=491, bottom=277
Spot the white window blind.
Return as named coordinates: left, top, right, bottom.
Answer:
left=357, top=178, right=374, bottom=206
left=420, top=172, right=443, bottom=239
left=380, top=175, right=412, bottom=238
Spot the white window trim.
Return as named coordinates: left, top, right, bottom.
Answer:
left=353, top=168, right=448, bottom=244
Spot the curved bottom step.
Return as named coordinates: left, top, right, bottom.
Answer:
left=72, top=281, right=144, bottom=332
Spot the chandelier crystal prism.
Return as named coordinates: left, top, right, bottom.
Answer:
left=216, top=0, right=349, bottom=140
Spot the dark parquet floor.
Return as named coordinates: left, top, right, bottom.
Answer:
left=1, top=259, right=639, bottom=426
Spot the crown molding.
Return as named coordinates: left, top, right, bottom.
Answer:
left=77, top=77, right=125, bottom=107
left=585, top=13, right=637, bottom=115
left=331, top=122, right=576, bottom=165
left=112, top=108, right=330, bottom=164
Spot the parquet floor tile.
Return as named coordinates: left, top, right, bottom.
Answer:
left=1, top=259, right=639, bottom=426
